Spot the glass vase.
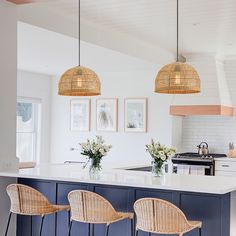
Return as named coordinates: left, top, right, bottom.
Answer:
left=89, top=159, right=101, bottom=179
left=152, top=161, right=165, bottom=177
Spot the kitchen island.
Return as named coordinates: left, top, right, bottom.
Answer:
left=1, top=164, right=236, bottom=236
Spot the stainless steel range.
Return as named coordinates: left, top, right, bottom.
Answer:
left=172, top=152, right=227, bottom=175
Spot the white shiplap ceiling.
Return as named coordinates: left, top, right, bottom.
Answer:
left=19, top=0, right=236, bottom=58
left=18, top=0, right=236, bottom=64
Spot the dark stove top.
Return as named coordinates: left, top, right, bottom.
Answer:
left=172, top=152, right=227, bottom=161
left=175, top=152, right=226, bottom=159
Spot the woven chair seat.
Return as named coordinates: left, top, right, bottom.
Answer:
left=51, top=204, right=71, bottom=213
left=189, top=221, right=202, bottom=228
left=117, top=212, right=134, bottom=220
left=105, top=212, right=134, bottom=225
left=7, top=184, right=70, bottom=216
left=134, top=198, right=202, bottom=235
left=68, top=190, right=134, bottom=225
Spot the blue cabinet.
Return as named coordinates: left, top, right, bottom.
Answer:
left=17, top=179, right=57, bottom=236
left=56, top=182, right=89, bottom=236
left=16, top=178, right=230, bottom=236
left=93, top=186, right=133, bottom=236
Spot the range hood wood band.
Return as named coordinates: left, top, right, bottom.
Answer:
left=7, top=0, right=34, bottom=4
left=170, top=105, right=234, bottom=116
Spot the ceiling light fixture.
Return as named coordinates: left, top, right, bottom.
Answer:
left=154, top=0, right=201, bottom=94
left=58, top=0, right=101, bottom=96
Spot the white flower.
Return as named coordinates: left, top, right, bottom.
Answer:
left=79, top=136, right=112, bottom=159
left=146, top=139, right=176, bottom=162
left=167, top=151, right=175, bottom=158
left=160, top=155, right=166, bottom=161
left=158, top=151, right=164, bottom=156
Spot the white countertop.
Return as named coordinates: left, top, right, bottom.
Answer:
left=1, top=164, right=236, bottom=195
left=215, top=157, right=236, bottom=161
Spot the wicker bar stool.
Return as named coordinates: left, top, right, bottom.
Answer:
left=134, top=198, right=202, bottom=236
left=68, top=190, right=134, bottom=236
left=5, top=184, right=70, bottom=236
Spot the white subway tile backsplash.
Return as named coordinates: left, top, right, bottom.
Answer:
left=182, top=116, right=236, bottom=154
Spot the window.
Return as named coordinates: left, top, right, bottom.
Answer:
left=16, top=98, right=41, bottom=163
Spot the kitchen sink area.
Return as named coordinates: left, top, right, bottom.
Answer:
left=125, top=166, right=152, bottom=172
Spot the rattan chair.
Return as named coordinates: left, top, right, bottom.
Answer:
left=5, top=184, right=70, bottom=236
left=68, top=190, right=134, bottom=236
left=134, top=198, right=202, bottom=236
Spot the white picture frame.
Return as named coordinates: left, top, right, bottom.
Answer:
left=124, top=98, right=147, bottom=133
left=96, top=98, right=118, bottom=132
left=70, top=99, right=91, bottom=131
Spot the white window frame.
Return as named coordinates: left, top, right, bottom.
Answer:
left=16, top=97, right=42, bottom=163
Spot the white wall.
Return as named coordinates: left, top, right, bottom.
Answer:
left=50, top=42, right=173, bottom=167
left=0, top=1, right=18, bottom=235
left=0, top=1, right=18, bottom=170
left=17, top=70, right=52, bottom=163
left=181, top=59, right=236, bottom=154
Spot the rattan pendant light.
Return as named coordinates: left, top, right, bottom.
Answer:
left=58, top=0, right=101, bottom=96
left=155, top=0, right=200, bottom=94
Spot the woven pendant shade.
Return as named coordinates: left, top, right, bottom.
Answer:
left=155, top=62, right=200, bottom=94
left=58, top=66, right=101, bottom=96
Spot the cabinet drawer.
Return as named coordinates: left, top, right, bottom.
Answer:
left=215, top=161, right=236, bottom=171
left=215, top=170, right=236, bottom=177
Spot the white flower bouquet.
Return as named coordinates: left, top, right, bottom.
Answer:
left=146, top=139, right=176, bottom=176
left=80, top=136, right=112, bottom=171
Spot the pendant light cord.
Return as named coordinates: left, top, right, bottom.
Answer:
left=78, top=0, right=81, bottom=66
left=177, top=0, right=179, bottom=62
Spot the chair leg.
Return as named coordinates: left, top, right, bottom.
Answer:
left=88, top=223, right=91, bottom=236
left=130, top=219, right=134, bottom=236
left=67, top=211, right=71, bottom=226
left=30, top=216, right=33, bottom=236
left=39, top=215, right=45, bottom=236
left=199, top=228, right=202, bottom=236
left=68, top=221, right=73, bottom=236
left=105, top=224, right=110, bottom=236
left=135, top=229, right=139, bottom=236
left=4, top=212, right=12, bottom=236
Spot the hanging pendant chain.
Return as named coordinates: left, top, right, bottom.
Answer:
left=78, top=0, right=81, bottom=66
left=177, top=0, right=179, bottom=62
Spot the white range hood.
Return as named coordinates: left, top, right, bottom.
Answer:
left=170, top=54, right=234, bottom=116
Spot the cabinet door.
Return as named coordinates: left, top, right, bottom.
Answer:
left=135, top=189, right=173, bottom=236
left=93, top=186, right=132, bottom=236
left=17, top=179, right=57, bottom=236
left=56, top=183, right=89, bottom=236
left=179, top=193, right=229, bottom=236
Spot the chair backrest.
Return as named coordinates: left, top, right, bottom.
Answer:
left=6, top=184, right=51, bottom=215
left=134, top=198, right=191, bottom=234
left=68, top=190, right=119, bottom=224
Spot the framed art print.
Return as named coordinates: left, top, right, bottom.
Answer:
left=96, top=98, right=118, bottom=132
left=124, top=98, right=147, bottom=132
left=70, top=99, right=90, bottom=131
